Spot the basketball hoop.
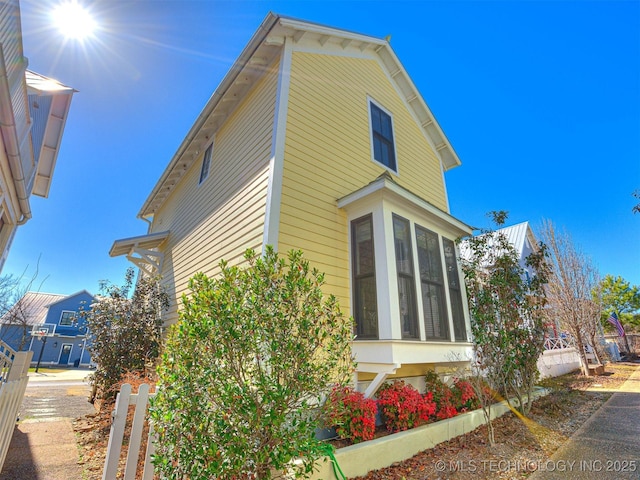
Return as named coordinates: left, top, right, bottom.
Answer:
left=33, top=329, right=47, bottom=340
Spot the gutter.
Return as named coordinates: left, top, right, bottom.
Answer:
left=0, top=45, right=31, bottom=225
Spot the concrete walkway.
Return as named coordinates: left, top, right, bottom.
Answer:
left=0, top=368, right=95, bottom=480
left=530, top=363, right=640, bottom=480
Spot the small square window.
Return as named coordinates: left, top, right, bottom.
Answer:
left=60, top=311, right=77, bottom=326
left=369, top=101, right=397, bottom=172
left=199, top=143, right=213, bottom=184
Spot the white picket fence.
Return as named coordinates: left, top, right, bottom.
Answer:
left=0, top=340, right=32, bottom=472
left=102, top=383, right=157, bottom=480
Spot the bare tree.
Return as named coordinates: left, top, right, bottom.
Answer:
left=539, top=220, right=603, bottom=375
left=0, top=262, right=48, bottom=350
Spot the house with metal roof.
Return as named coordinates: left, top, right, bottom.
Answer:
left=0, top=0, right=75, bottom=271
left=110, top=13, right=474, bottom=395
left=0, top=290, right=94, bottom=367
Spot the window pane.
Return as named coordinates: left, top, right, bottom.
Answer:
left=443, top=238, right=467, bottom=341
left=416, top=226, right=449, bottom=340
left=354, top=219, right=374, bottom=275
left=355, top=276, right=378, bottom=338
left=393, top=216, right=412, bottom=274
left=393, top=215, right=418, bottom=339
left=370, top=102, right=396, bottom=172
left=199, top=143, right=213, bottom=184
left=352, top=215, right=378, bottom=339
left=421, top=283, right=448, bottom=339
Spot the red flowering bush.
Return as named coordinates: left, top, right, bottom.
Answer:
left=424, top=371, right=458, bottom=420
left=453, top=378, right=480, bottom=412
left=323, top=385, right=377, bottom=443
left=377, top=381, right=436, bottom=432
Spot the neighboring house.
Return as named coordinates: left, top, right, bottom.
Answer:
left=0, top=290, right=93, bottom=367
left=0, top=0, right=75, bottom=271
left=110, top=14, right=473, bottom=395
left=461, top=221, right=583, bottom=378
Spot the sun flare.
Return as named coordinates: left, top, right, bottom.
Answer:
left=51, top=1, right=97, bottom=40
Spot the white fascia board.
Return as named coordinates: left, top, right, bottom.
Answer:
left=278, top=17, right=387, bottom=47
left=376, top=44, right=461, bottom=171
left=338, top=176, right=472, bottom=238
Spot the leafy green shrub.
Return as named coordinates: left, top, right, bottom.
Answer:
left=323, top=385, right=377, bottom=443
left=81, top=268, right=169, bottom=403
left=150, top=247, right=354, bottom=479
left=376, top=380, right=436, bottom=432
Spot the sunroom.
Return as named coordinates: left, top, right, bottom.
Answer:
left=338, top=173, right=474, bottom=396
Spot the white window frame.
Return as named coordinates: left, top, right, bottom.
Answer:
left=198, top=142, right=214, bottom=185
left=59, top=310, right=77, bottom=326
left=367, top=97, right=399, bottom=174
left=346, top=202, right=470, bottom=343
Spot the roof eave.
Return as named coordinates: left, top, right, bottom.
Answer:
left=138, top=12, right=281, bottom=218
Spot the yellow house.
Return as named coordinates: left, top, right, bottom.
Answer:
left=111, top=13, right=473, bottom=394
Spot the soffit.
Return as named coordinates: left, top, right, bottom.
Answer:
left=139, top=13, right=461, bottom=218
left=109, top=230, right=170, bottom=257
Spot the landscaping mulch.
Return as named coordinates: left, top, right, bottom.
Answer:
left=355, top=362, right=638, bottom=480
left=72, top=362, right=638, bottom=480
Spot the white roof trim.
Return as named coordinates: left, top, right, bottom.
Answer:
left=338, top=174, right=472, bottom=237
left=138, top=13, right=461, bottom=218
left=109, top=231, right=169, bottom=257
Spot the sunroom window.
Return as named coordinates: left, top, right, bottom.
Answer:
left=350, top=213, right=469, bottom=343
left=415, top=225, right=449, bottom=340
left=443, top=238, right=467, bottom=341
left=393, top=215, right=418, bottom=339
left=352, top=215, right=378, bottom=339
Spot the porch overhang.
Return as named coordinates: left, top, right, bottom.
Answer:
left=109, top=231, right=169, bottom=276
left=338, top=173, right=472, bottom=238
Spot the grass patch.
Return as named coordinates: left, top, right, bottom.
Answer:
left=28, top=367, right=68, bottom=374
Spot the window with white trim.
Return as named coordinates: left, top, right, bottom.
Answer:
left=415, top=225, right=449, bottom=340
left=369, top=100, right=397, bottom=172
left=350, top=213, right=468, bottom=343
left=351, top=215, right=378, bottom=339
left=393, top=215, right=418, bottom=339
left=198, top=143, right=213, bottom=184
left=59, top=311, right=77, bottom=326
left=443, top=238, right=467, bottom=341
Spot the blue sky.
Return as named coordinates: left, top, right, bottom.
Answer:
left=5, top=0, right=639, bottom=295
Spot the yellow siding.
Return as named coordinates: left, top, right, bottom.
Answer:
left=279, top=52, right=448, bottom=316
left=152, top=65, right=279, bottom=324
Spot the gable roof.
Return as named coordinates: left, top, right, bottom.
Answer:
left=139, top=13, right=461, bottom=218
left=46, top=290, right=94, bottom=308
left=0, top=292, right=66, bottom=326
left=459, top=221, right=539, bottom=265
left=495, top=221, right=538, bottom=259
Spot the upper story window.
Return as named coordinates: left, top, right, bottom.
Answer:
left=369, top=100, right=397, bottom=172
left=199, top=143, right=213, bottom=184
left=59, top=311, right=77, bottom=326
left=351, top=214, right=378, bottom=339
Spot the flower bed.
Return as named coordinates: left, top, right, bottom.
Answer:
left=311, top=386, right=550, bottom=480
left=322, top=375, right=482, bottom=446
